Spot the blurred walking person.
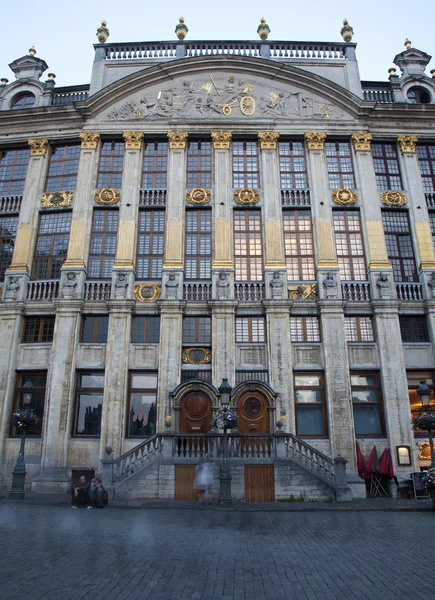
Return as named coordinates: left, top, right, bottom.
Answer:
left=194, top=459, right=214, bottom=506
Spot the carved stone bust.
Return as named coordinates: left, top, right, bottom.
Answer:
left=269, top=271, right=284, bottom=299
left=376, top=272, right=391, bottom=299
left=165, top=272, right=179, bottom=299
left=216, top=271, right=230, bottom=300
left=322, top=271, right=337, bottom=299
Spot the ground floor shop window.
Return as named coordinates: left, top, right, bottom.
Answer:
left=351, top=372, right=384, bottom=436
left=11, top=371, right=47, bottom=436
left=408, top=370, right=435, bottom=437
left=294, top=373, right=327, bottom=437
left=127, top=372, right=157, bottom=437
left=73, top=372, right=104, bottom=436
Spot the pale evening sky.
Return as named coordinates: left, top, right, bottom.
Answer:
left=1, top=0, right=434, bottom=88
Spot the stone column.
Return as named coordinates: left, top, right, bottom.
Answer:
left=304, top=132, right=341, bottom=295
left=210, top=301, right=237, bottom=388
left=6, top=138, right=50, bottom=296
left=157, top=302, right=184, bottom=431
left=351, top=134, right=394, bottom=297
left=99, top=300, right=134, bottom=459
left=397, top=135, right=435, bottom=297
left=319, top=301, right=356, bottom=472
left=258, top=132, right=288, bottom=297
left=264, top=301, right=294, bottom=431
left=211, top=132, right=235, bottom=299
left=32, top=300, right=83, bottom=491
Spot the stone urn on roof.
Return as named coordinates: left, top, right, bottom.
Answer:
left=175, top=17, right=188, bottom=40
left=340, top=19, right=354, bottom=42
left=257, top=18, right=270, bottom=40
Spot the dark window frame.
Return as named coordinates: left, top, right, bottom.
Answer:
left=372, top=142, right=403, bottom=191
left=283, top=209, right=315, bottom=281
left=0, top=147, right=30, bottom=196
left=73, top=371, right=104, bottom=437
left=325, top=141, right=356, bottom=189
left=382, top=210, right=418, bottom=282
left=399, top=316, right=430, bottom=343
left=81, top=315, right=109, bottom=344
left=127, top=371, right=158, bottom=438
left=22, top=316, right=55, bottom=343
left=45, top=144, right=81, bottom=192
left=88, top=209, right=119, bottom=279
left=0, top=214, right=19, bottom=280
left=232, top=141, right=260, bottom=188
left=187, top=140, right=212, bottom=188
left=333, top=210, right=367, bottom=281
left=185, top=209, right=212, bottom=281
left=131, top=316, right=161, bottom=344
left=183, top=316, right=211, bottom=345
left=408, top=370, right=435, bottom=437
left=294, top=372, right=328, bottom=438
left=10, top=371, right=47, bottom=437
left=351, top=371, right=385, bottom=437
left=32, top=211, right=72, bottom=280
left=344, top=316, right=375, bottom=342
left=234, top=209, right=263, bottom=282
left=289, top=316, right=321, bottom=342
left=235, top=317, right=266, bottom=343
left=278, top=140, right=308, bottom=190
left=11, top=93, right=36, bottom=110
left=417, top=144, right=435, bottom=193
left=97, top=140, right=125, bottom=189
left=142, top=141, right=168, bottom=189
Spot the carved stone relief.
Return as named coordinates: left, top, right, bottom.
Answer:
left=381, top=191, right=407, bottom=206
left=94, top=188, right=120, bottom=205
left=41, top=191, right=73, bottom=209
left=331, top=189, right=357, bottom=205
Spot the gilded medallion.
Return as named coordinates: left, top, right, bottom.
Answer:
left=134, top=284, right=161, bottom=302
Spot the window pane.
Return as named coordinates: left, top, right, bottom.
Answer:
left=296, top=390, right=323, bottom=403
left=296, top=406, right=325, bottom=435
left=76, top=393, right=103, bottom=435
left=294, top=375, right=321, bottom=387
left=131, top=373, right=158, bottom=388
left=81, top=373, right=105, bottom=388
left=128, top=393, right=156, bottom=437
left=353, top=405, right=382, bottom=435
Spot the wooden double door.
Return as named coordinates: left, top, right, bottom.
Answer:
left=179, top=391, right=212, bottom=433
left=237, top=391, right=269, bottom=434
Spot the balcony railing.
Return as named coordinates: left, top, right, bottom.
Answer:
left=341, top=281, right=371, bottom=301
left=52, top=87, right=90, bottom=105
left=0, top=196, right=22, bottom=213
left=184, top=282, right=211, bottom=301
left=139, top=189, right=167, bottom=206
left=235, top=282, right=265, bottom=301
left=84, top=281, right=111, bottom=301
left=104, top=43, right=178, bottom=60
left=281, top=189, right=311, bottom=206
left=269, top=42, right=348, bottom=59
left=395, top=282, right=423, bottom=301
left=361, top=86, right=393, bottom=103
left=27, top=280, right=59, bottom=301
left=425, top=192, right=435, bottom=208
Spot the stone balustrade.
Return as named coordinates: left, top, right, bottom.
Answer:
left=234, top=282, right=265, bottom=302
left=395, top=282, right=423, bottom=301
left=183, top=282, right=211, bottom=301
left=425, top=192, right=435, bottom=208
left=0, top=195, right=22, bottom=213
left=281, top=189, right=311, bottom=206
left=341, top=281, right=371, bottom=301
left=27, top=280, right=59, bottom=301
left=84, top=281, right=111, bottom=301
left=139, top=189, right=167, bottom=206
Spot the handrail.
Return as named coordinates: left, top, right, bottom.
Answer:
left=110, top=434, right=164, bottom=484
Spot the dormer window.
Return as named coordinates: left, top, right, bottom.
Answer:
left=11, top=92, right=36, bottom=110
left=407, top=86, right=431, bottom=104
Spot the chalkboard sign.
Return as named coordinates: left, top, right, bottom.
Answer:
left=411, top=472, right=430, bottom=500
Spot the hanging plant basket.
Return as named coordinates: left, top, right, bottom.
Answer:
left=11, top=409, right=39, bottom=432
left=211, top=409, right=238, bottom=430
left=412, top=413, right=435, bottom=432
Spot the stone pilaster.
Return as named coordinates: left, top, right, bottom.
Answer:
left=319, top=301, right=356, bottom=472
left=33, top=299, right=83, bottom=491
left=211, top=132, right=234, bottom=298
left=63, top=132, right=100, bottom=272
left=264, top=301, right=294, bottom=431
left=258, top=132, right=287, bottom=298
left=0, top=305, right=25, bottom=462
left=6, top=138, right=49, bottom=278
left=157, top=302, right=184, bottom=431
left=99, top=300, right=134, bottom=459
left=210, top=301, right=236, bottom=387
left=372, top=301, right=415, bottom=473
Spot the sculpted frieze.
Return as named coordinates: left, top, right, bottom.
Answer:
left=104, top=74, right=348, bottom=122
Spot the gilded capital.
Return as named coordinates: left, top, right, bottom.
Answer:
left=80, top=132, right=100, bottom=149
left=351, top=133, right=372, bottom=152
left=258, top=132, right=279, bottom=150
left=167, top=131, right=188, bottom=149
left=28, top=138, right=49, bottom=156
left=211, top=131, right=232, bottom=149
left=304, top=132, right=327, bottom=151
left=123, top=131, right=144, bottom=150
left=397, top=135, right=418, bottom=154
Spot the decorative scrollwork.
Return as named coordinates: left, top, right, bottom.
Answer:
left=79, top=132, right=100, bottom=149
left=94, top=188, right=120, bottom=205
left=381, top=191, right=407, bottom=206
left=331, top=189, right=358, bottom=205
left=182, top=347, right=212, bottom=365
left=234, top=189, right=259, bottom=205
left=186, top=188, right=211, bottom=205
left=167, top=132, right=188, bottom=149
left=211, top=132, right=232, bottom=149
left=351, top=133, right=372, bottom=152
left=258, top=132, right=279, bottom=150
left=304, top=132, right=327, bottom=150
left=134, top=283, right=161, bottom=302
left=123, top=131, right=144, bottom=149
left=40, top=191, right=73, bottom=209
left=28, top=138, right=48, bottom=156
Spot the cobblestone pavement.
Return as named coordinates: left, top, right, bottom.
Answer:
left=0, top=503, right=434, bottom=600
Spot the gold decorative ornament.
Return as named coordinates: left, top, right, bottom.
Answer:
left=397, top=135, right=418, bottom=154
left=167, top=131, right=188, bottom=149
left=123, top=131, right=144, bottom=150
left=304, top=132, right=327, bottom=151
left=340, top=19, right=354, bottom=43
left=29, top=47, right=36, bottom=56
left=404, top=38, right=412, bottom=49
left=234, top=189, right=259, bottom=205
left=332, top=189, right=358, bottom=205
left=211, top=132, right=232, bottom=149
left=388, top=68, right=397, bottom=75
left=351, top=133, right=372, bottom=152
left=80, top=132, right=100, bottom=149
left=419, top=441, right=434, bottom=460
left=381, top=191, right=407, bottom=206
left=257, top=17, right=271, bottom=40
left=41, top=191, right=73, bottom=209
left=186, top=188, right=211, bottom=205
left=28, top=138, right=48, bottom=156
left=258, top=132, right=279, bottom=150
left=240, top=96, right=256, bottom=116
left=288, top=283, right=317, bottom=300
left=134, top=284, right=161, bottom=302
left=94, top=188, right=120, bottom=205
left=182, top=347, right=212, bottom=365
left=96, top=20, right=109, bottom=43
left=175, top=17, right=188, bottom=40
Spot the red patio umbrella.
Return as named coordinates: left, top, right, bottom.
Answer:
left=366, top=445, right=380, bottom=477
left=379, top=447, right=395, bottom=480
left=356, top=442, right=369, bottom=479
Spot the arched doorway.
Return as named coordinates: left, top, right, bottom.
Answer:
left=179, top=391, right=212, bottom=433
left=237, top=390, right=269, bottom=433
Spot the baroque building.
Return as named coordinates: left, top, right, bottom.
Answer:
left=1, top=20, right=435, bottom=500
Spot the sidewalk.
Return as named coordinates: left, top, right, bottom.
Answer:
left=1, top=491, right=434, bottom=511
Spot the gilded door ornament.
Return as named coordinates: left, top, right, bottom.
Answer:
left=182, top=347, right=212, bottom=365
left=28, top=138, right=49, bottom=156
left=381, top=191, right=407, bottom=206
left=186, top=188, right=211, bottom=205
left=304, top=132, right=327, bottom=150
left=234, top=189, right=259, bottom=205
left=134, top=283, right=161, bottom=302
left=123, top=131, right=144, bottom=149
left=332, top=189, right=358, bottom=205
left=397, top=135, right=418, bottom=154
left=351, top=133, right=372, bottom=152
left=211, top=132, right=232, bottom=149
left=40, top=191, right=73, bottom=209
left=94, top=188, right=120, bottom=205
left=258, top=132, right=279, bottom=150
left=288, top=283, right=317, bottom=300
left=419, top=441, right=434, bottom=460
left=167, top=132, right=188, bottom=149
left=79, top=132, right=100, bottom=149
